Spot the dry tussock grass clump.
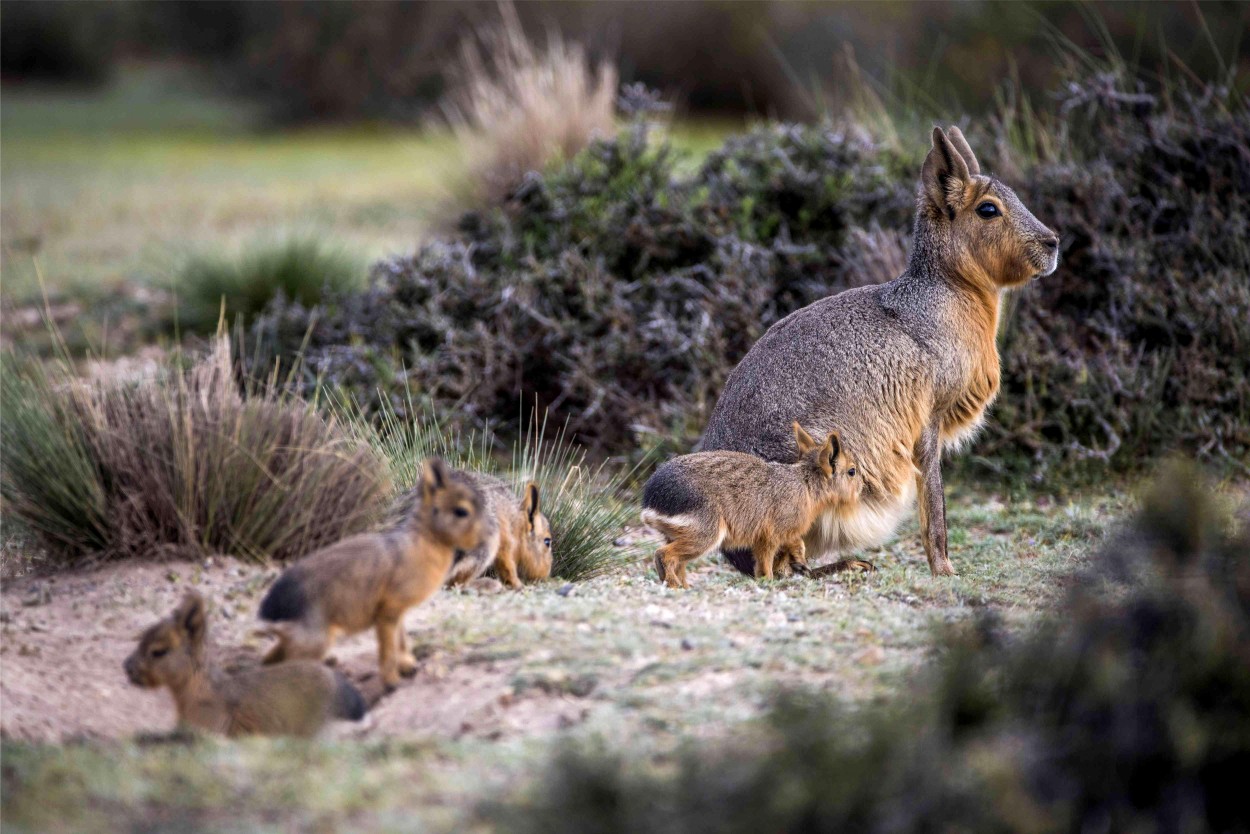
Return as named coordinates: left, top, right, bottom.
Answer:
left=1, top=339, right=389, bottom=567
left=445, top=2, right=617, bottom=207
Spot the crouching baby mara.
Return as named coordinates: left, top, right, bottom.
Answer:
left=642, top=423, right=863, bottom=589
left=125, top=592, right=366, bottom=738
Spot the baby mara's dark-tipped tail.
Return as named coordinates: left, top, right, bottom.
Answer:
left=332, top=672, right=367, bottom=721
left=258, top=572, right=307, bottom=622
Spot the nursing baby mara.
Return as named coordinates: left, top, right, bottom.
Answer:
left=642, top=423, right=866, bottom=589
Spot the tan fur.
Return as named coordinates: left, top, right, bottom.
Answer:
left=702, top=126, right=1059, bottom=577
left=443, top=475, right=553, bottom=590
left=642, top=424, right=862, bottom=589
left=260, top=458, right=484, bottom=690
left=125, top=593, right=358, bottom=738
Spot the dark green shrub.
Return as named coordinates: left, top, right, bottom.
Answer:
left=0, top=340, right=389, bottom=566
left=252, top=69, right=1249, bottom=477
left=175, top=236, right=365, bottom=335
left=483, top=463, right=1250, bottom=833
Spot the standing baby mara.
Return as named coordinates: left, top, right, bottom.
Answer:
left=642, top=423, right=863, bottom=589
left=259, top=457, right=485, bottom=690
left=125, top=592, right=366, bottom=737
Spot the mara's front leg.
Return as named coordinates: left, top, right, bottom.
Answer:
left=915, top=424, right=956, bottom=577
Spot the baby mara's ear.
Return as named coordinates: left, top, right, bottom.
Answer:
left=794, top=422, right=819, bottom=454
left=174, top=592, right=207, bottom=649
left=817, top=431, right=841, bottom=477
left=521, top=481, right=540, bottom=529
left=420, top=457, right=451, bottom=502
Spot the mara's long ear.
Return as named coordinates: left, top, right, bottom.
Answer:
left=421, top=457, right=450, bottom=503
left=521, top=481, right=540, bottom=529
left=944, top=125, right=980, bottom=177
left=794, top=422, right=818, bottom=455
left=921, top=126, right=972, bottom=217
left=175, top=592, right=207, bottom=649
left=816, top=431, right=840, bottom=477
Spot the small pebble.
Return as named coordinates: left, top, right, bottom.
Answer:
left=556, top=583, right=575, bottom=597
left=680, top=638, right=694, bottom=651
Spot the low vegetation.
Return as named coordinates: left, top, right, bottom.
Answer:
left=253, top=62, right=1249, bottom=479
left=174, top=235, right=366, bottom=335
left=484, top=464, right=1250, bottom=833
left=0, top=339, right=388, bottom=566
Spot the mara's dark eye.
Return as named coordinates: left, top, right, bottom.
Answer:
left=543, top=537, right=552, bottom=548
left=847, top=467, right=857, bottom=477
left=150, top=647, right=169, bottom=659
left=452, top=507, right=470, bottom=519
left=975, top=202, right=1000, bottom=219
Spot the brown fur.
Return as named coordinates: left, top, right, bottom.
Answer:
left=259, top=458, right=484, bottom=690
left=701, top=126, right=1059, bottom=577
left=125, top=593, right=364, bottom=737
left=443, top=475, right=553, bottom=590
left=642, top=423, right=862, bottom=589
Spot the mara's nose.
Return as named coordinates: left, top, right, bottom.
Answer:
left=1042, top=235, right=1059, bottom=251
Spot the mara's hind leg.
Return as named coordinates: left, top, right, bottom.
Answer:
left=263, top=624, right=332, bottom=665
left=808, top=558, right=877, bottom=578
left=654, top=535, right=715, bottom=589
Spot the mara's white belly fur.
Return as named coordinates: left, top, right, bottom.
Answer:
left=805, top=478, right=916, bottom=558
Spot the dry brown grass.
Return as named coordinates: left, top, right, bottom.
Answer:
left=1, top=338, right=390, bottom=565
left=444, top=2, right=617, bottom=207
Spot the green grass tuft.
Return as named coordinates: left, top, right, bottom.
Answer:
left=174, top=235, right=366, bottom=335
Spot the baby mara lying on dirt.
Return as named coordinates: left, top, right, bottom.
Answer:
left=125, top=592, right=366, bottom=738
left=642, top=423, right=867, bottom=589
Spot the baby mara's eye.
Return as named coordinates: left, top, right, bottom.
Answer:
left=847, top=467, right=857, bottom=477
left=975, top=201, right=1000, bottom=219
left=149, top=646, right=169, bottom=659
left=543, top=537, right=552, bottom=549
left=452, top=506, right=470, bottom=519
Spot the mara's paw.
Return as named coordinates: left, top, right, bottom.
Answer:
left=931, top=558, right=957, bottom=577
left=397, top=655, right=418, bottom=678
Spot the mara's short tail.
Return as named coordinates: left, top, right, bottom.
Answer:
left=332, top=673, right=367, bottom=721
left=259, top=572, right=307, bottom=622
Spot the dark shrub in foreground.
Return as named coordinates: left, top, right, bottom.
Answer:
left=483, top=464, right=1250, bottom=832
left=253, top=69, right=1249, bottom=477
left=1, top=341, right=389, bottom=565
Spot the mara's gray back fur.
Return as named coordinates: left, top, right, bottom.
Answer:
left=701, top=126, right=1058, bottom=575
